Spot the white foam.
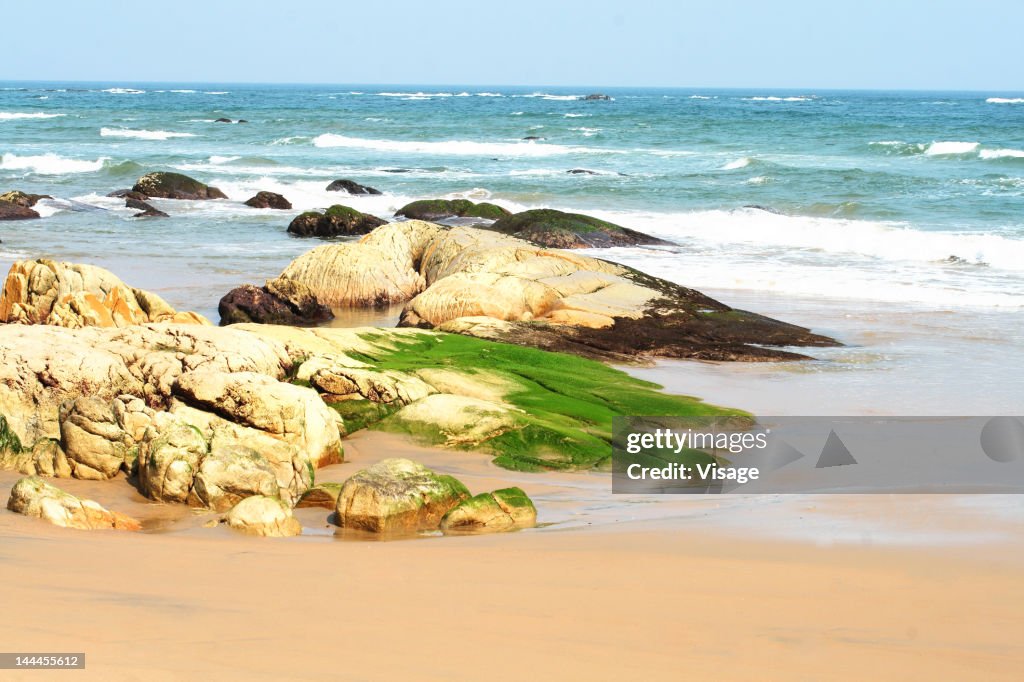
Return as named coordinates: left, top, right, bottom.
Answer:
left=169, top=89, right=197, bottom=93
left=100, top=127, right=196, bottom=140
left=924, top=141, right=980, bottom=156
left=101, top=88, right=145, bottom=94
left=311, top=133, right=609, bottom=157
left=0, top=152, right=108, bottom=174
left=563, top=113, right=589, bottom=118
left=377, top=91, right=453, bottom=98
left=721, top=157, right=752, bottom=170
left=689, top=95, right=713, bottom=100
left=745, top=175, right=772, bottom=184
left=745, top=96, right=812, bottom=102
left=979, top=148, right=1024, bottom=160
left=204, top=91, right=229, bottom=95
left=475, top=92, right=504, bottom=97
left=0, top=111, right=65, bottom=120
left=209, top=155, right=241, bottom=164
left=986, top=97, right=1024, bottom=104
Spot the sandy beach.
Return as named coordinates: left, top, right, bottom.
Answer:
left=2, top=431, right=1022, bottom=681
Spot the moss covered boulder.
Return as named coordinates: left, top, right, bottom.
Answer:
left=325, top=179, right=381, bottom=195
left=0, top=190, right=51, bottom=208
left=296, top=482, right=343, bottom=509
left=225, top=495, right=301, bottom=537
left=132, top=172, right=227, bottom=200
left=440, top=487, right=537, bottom=533
left=7, top=476, right=141, bottom=531
left=287, top=205, right=385, bottom=238
left=334, top=458, right=470, bottom=533
left=488, top=208, right=672, bottom=248
left=396, top=199, right=511, bottom=222
left=244, top=191, right=292, bottom=210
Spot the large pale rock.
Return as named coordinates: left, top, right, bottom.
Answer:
left=440, top=487, right=537, bottom=533
left=59, top=397, right=137, bottom=480
left=190, top=440, right=279, bottom=512
left=278, top=243, right=425, bottom=307
left=225, top=495, right=301, bottom=537
left=386, top=394, right=518, bottom=447
left=309, top=366, right=435, bottom=405
left=137, top=413, right=208, bottom=503
left=335, top=458, right=470, bottom=533
left=0, top=259, right=209, bottom=328
left=7, top=476, right=141, bottom=531
left=172, top=369, right=342, bottom=469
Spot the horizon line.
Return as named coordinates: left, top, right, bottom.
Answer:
left=1, top=79, right=1022, bottom=94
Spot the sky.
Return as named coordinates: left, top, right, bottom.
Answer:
left=4, top=0, right=1023, bottom=90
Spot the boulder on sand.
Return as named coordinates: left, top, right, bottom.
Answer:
left=7, top=475, right=141, bottom=531
left=225, top=495, right=301, bottom=537
left=334, top=458, right=470, bottom=533
left=244, top=191, right=292, bottom=210
left=396, top=199, right=510, bottom=222
left=488, top=208, right=671, bottom=249
left=287, top=205, right=385, bottom=238
left=132, top=172, right=227, bottom=200
left=325, top=179, right=381, bottom=195
left=440, top=487, right=537, bottom=533
left=218, top=278, right=334, bottom=326
left=0, top=259, right=209, bottom=328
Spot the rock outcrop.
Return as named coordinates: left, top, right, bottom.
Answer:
left=325, top=179, right=381, bottom=195
left=1, top=190, right=51, bottom=207
left=244, top=191, right=292, bottom=210
left=487, top=208, right=671, bottom=248
left=296, top=482, right=343, bottom=509
left=131, top=172, right=227, bottom=200
left=0, top=202, right=40, bottom=220
left=583, top=93, right=612, bottom=101
left=0, top=259, right=209, bottom=328
left=396, top=199, right=510, bottom=222
left=126, top=197, right=168, bottom=217
left=334, top=458, right=470, bottom=533
left=287, top=205, right=385, bottom=238
left=271, top=221, right=835, bottom=362
left=7, top=476, right=141, bottom=530
left=225, top=495, right=301, bottom=537
left=218, top=278, right=334, bottom=326
left=440, top=487, right=537, bottom=533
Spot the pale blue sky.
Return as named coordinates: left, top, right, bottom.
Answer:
left=5, top=0, right=1022, bottom=90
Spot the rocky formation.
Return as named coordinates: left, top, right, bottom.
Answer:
left=287, top=205, right=385, bottom=238
left=107, top=189, right=150, bottom=201
left=488, top=208, right=671, bottom=248
left=0, top=259, right=209, bottom=328
left=218, top=278, right=333, bottom=326
left=7, top=476, right=141, bottom=530
left=334, top=458, right=470, bottom=533
left=325, top=179, right=381, bottom=195
left=395, top=199, right=511, bottom=222
left=225, top=495, right=301, bottom=537
left=296, top=482, right=343, bottom=509
left=1, top=190, right=51, bottom=207
left=583, top=93, right=612, bottom=101
left=272, top=221, right=836, bottom=362
left=131, top=172, right=227, bottom=200
left=0, top=202, right=39, bottom=220
left=244, top=191, right=292, bottom=210
left=440, top=487, right=536, bottom=533
left=126, top=197, right=169, bottom=217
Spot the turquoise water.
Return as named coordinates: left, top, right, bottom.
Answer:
left=2, top=83, right=1023, bottom=316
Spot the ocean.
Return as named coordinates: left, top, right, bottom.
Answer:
left=2, top=83, right=1022, bottom=414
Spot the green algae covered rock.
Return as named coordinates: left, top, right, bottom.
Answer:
left=488, top=208, right=671, bottom=248
left=440, top=486, right=537, bottom=533
left=334, top=458, right=470, bottom=533
left=132, top=172, right=227, bottom=200
left=287, top=205, right=385, bottom=237
left=396, top=199, right=511, bottom=222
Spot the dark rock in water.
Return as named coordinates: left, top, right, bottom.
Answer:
left=396, top=199, right=511, bottom=222
left=583, top=93, right=612, bottom=101
left=0, top=190, right=52, bottom=207
left=214, top=117, right=233, bottom=123
left=244, top=191, right=292, bottom=210
left=567, top=169, right=599, bottom=175
left=522, top=136, right=543, bottom=141
left=107, top=189, right=150, bottom=201
left=743, top=205, right=784, bottom=215
left=0, top=202, right=40, bottom=220
left=237, top=119, right=248, bottom=124
left=287, top=205, right=385, bottom=238
left=487, top=208, right=673, bottom=249
left=218, top=278, right=334, bottom=326
left=126, top=198, right=168, bottom=217
left=132, top=172, right=227, bottom=200
left=325, top=179, right=381, bottom=195
left=380, top=169, right=412, bottom=174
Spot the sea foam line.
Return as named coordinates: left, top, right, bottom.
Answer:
left=311, top=134, right=612, bottom=157
left=0, top=111, right=65, bottom=120
left=100, top=127, right=197, bottom=140
left=1, top=152, right=108, bottom=174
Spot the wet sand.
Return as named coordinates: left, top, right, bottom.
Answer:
left=2, top=431, right=1023, bottom=681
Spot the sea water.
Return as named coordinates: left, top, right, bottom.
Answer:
left=1, top=84, right=1022, bottom=413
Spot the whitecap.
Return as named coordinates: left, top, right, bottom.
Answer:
left=169, top=89, right=197, bottom=93
left=476, top=92, right=504, bottom=97
left=979, top=148, right=1024, bottom=160
left=311, top=133, right=611, bottom=157
left=209, top=155, right=241, bottom=164
left=0, top=111, right=65, bottom=120
left=721, top=157, right=752, bottom=170
left=101, top=88, right=145, bottom=94
left=745, top=96, right=812, bottom=102
left=204, top=91, right=229, bottom=95
left=100, top=127, right=196, bottom=140
left=1, top=152, right=108, bottom=174
left=923, top=141, right=979, bottom=156
left=689, top=95, right=713, bottom=100
left=986, top=97, right=1024, bottom=104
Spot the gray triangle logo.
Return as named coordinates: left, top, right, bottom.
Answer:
left=764, top=440, right=806, bottom=471
left=816, top=429, right=857, bottom=468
